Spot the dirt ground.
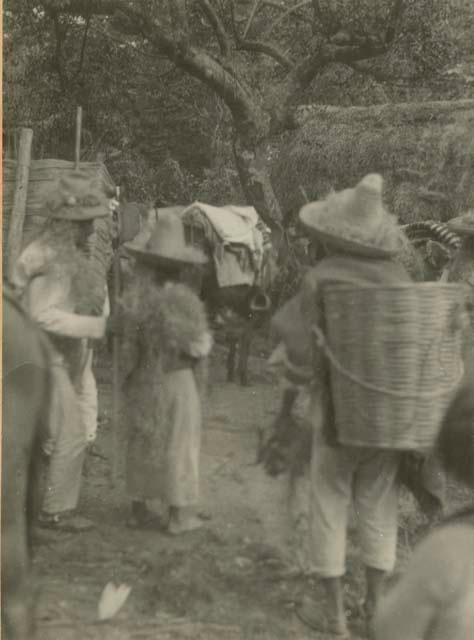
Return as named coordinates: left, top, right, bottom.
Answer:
left=32, top=342, right=472, bottom=640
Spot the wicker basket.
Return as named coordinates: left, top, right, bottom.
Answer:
left=316, top=283, right=468, bottom=450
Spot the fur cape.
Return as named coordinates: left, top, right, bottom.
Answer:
left=35, top=220, right=110, bottom=316
left=119, top=277, right=211, bottom=441
left=120, top=278, right=211, bottom=361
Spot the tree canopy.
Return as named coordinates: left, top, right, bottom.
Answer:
left=4, top=0, right=473, bottom=230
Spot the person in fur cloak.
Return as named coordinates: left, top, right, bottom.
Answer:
left=266, top=175, right=412, bottom=638
left=120, top=212, right=212, bottom=534
left=11, top=170, right=116, bottom=532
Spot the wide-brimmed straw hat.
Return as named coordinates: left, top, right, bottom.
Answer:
left=299, top=174, right=402, bottom=258
left=447, top=210, right=474, bottom=236
left=123, top=211, right=208, bottom=268
left=39, top=170, right=115, bottom=221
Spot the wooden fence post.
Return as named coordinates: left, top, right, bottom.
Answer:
left=6, top=127, right=33, bottom=280
left=112, top=186, right=122, bottom=487
left=75, top=106, right=82, bottom=169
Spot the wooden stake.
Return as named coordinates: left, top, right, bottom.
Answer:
left=75, top=106, right=83, bottom=169
left=111, top=186, right=122, bottom=486
left=299, top=185, right=309, bottom=203
left=6, top=128, right=33, bottom=280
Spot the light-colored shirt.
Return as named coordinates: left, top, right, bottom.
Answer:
left=374, top=523, right=474, bottom=640
left=12, top=236, right=109, bottom=340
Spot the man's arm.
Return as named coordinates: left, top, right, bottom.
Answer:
left=35, top=308, right=107, bottom=340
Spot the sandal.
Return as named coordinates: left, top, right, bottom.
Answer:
left=295, top=595, right=350, bottom=638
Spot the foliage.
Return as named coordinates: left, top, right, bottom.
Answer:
left=3, top=0, right=473, bottom=298
left=4, top=1, right=468, bottom=201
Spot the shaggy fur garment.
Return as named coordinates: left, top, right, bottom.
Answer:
left=120, top=278, right=211, bottom=360
left=119, top=276, right=211, bottom=444
left=35, top=219, right=109, bottom=315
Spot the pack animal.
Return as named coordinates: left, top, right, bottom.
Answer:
left=2, top=290, right=51, bottom=640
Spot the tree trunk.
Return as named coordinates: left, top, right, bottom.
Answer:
left=233, top=134, right=284, bottom=241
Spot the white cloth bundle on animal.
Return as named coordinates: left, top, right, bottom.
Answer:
left=181, top=202, right=271, bottom=287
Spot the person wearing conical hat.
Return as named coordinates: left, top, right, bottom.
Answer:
left=266, top=175, right=412, bottom=637
left=119, top=211, right=212, bottom=534
left=11, top=170, right=117, bottom=532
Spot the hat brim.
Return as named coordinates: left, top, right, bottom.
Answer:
left=124, top=243, right=208, bottom=267
left=38, top=206, right=109, bottom=221
left=299, top=204, right=399, bottom=259
left=447, top=217, right=474, bottom=237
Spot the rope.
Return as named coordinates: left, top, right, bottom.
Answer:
left=311, top=325, right=464, bottom=400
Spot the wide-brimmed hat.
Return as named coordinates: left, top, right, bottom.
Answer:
left=123, top=211, right=208, bottom=268
left=447, top=210, right=474, bottom=236
left=39, top=171, right=115, bottom=221
left=299, top=174, right=402, bottom=258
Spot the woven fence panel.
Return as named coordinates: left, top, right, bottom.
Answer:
left=2, top=159, right=115, bottom=251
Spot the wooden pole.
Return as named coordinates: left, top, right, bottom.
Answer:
left=299, top=185, right=309, bottom=204
left=112, top=186, right=122, bottom=486
left=75, top=106, right=82, bottom=169
left=6, top=128, right=33, bottom=280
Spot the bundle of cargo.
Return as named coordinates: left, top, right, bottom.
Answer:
left=3, top=157, right=116, bottom=315
left=315, top=282, right=468, bottom=450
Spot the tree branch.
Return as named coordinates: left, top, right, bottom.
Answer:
left=197, top=0, right=230, bottom=56
left=265, top=0, right=312, bottom=38
left=229, top=0, right=293, bottom=70
left=270, top=38, right=389, bottom=130
left=243, top=0, right=262, bottom=38
left=76, top=14, right=91, bottom=76
left=41, top=0, right=263, bottom=134
left=295, top=40, right=387, bottom=87
left=236, top=37, right=293, bottom=70
left=50, top=11, right=68, bottom=92
left=123, top=4, right=265, bottom=135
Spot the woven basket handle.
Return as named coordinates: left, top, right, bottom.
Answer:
left=311, top=325, right=464, bottom=400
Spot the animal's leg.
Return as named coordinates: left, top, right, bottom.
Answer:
left=1, top=502, right=34, bottom=640
left=2, top=367, right=44, bottom=640
left=238, top=327, right=252, bottom=386
left=226, top=335, right=237, bottom=382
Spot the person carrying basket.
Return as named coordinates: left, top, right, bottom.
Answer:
left=269, top=174, right=412, bottom=637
